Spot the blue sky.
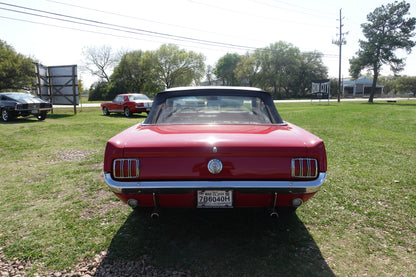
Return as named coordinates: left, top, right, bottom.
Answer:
left=1, top=0, right=415, bottom=87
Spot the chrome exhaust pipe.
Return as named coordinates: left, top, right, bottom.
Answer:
left=270, top=210, right=279, bottom=218
left=150, top=211, right=160, bottom=219
left=270, top=192, right=279, bottom=218
left=151, top=193, right=160, bottom=219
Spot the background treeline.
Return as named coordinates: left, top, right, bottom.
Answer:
left=1, top=39, right=415, bottom=100
left=88, top=41, right=330, bottom=100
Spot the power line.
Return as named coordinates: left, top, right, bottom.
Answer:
left=46, top=0, right=271, bottom=46
left=0, top=14, right=262, bottom=56
left=0, top=2, right=259, bottom=51
left=0, top=1, right=341, bottom=59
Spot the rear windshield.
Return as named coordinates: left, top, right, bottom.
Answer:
left=129, top=95, right=150, bottom=101
left=155, top=95, right=273, bottom=124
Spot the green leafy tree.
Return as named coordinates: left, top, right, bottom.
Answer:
left=295, top=51, right=328, bottom=97
left=393, top=76, right=416, bottom=94
left=0, top=40, right=36, bottom=91
left=377, top=75, right=399, bottom=94
left=349, top=1, right=416, bottom=103
left=111, top=50, right=149, bottom=94
left=235, top=53, right=261, bottom=87
left=88, top=81, right=109, bottom=101
left=151, top=44, right=205, bottom=89
left=215, top=53, right=241, bottom=86
left=254, top=41, right=301, bottom=98
left=233, top=45, right=327, bottom=98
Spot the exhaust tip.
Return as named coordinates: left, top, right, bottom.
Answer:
left=150, top=211, right=160, bottom=219
left=270, top=211, right=279, bottom=218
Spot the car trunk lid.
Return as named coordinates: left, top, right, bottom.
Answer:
left=107, top=124, right=325, bottom=180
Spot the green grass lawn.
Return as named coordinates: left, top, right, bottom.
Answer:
left=0, top=101, right=415, bottom=276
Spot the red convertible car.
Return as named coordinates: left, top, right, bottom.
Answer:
left=103, top=87, right=327, bottom=218
left=101, top=94, right=152, bottom=117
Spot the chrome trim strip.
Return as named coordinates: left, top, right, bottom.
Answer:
left=103, top=172, right=327, bottom=194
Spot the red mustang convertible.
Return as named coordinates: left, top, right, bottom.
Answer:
left=103, top=87, right=327, bottom=217
left=101, top=93, right=152, bottom=117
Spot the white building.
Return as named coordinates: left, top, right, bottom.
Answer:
left=342, top=77, right=384, bottom=97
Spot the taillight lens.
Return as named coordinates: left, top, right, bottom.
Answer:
left=113, top=158, right=140, bottom=179
left=291, top=158, right=318, bottom=178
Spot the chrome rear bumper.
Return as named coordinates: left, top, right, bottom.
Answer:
left=103, top=172, right=327, bottom=194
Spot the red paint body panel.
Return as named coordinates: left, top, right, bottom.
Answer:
left=104, top=123, right=326, bottom=180
left=103, top=87, right=327, bottom=211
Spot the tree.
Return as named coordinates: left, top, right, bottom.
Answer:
left=295, top=51, right=328, bottom=97
left=254, top=41, right=301, bottom=98
left=82, top=45, right=118, bottom=83
left=111, top=50, right=148, bottom=93
left=235, top=53, right=261, bottom=87
left=0, top=40, right=36, bottom=91
left=393, top=76, right=416, bottom=94
left=151, top=44, right=205, bottom=89
left=349, top=1, right=416, bottom=103
left=214, top=53, right=241, bottom=86
left=205, top=65, right=215, bottom=86
left=88, top=80, right=109, bottom=101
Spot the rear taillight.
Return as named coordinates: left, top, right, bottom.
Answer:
left=113, top=158, right=140, bottom=179
left=291, top=158, right=318, bottom=178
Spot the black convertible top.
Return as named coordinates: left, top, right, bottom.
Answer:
left=144, top=86, right=284, bottom=125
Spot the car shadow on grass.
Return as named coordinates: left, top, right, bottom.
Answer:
left=0, top=117, right=52, bottom=124
left=97, top=208, right=335, bottom=277
left=101, top=113, right=148, bottom=119
left=1, top=113, right=75, bottom=123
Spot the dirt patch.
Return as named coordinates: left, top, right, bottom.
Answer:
left=47, top=150, right=99, bottom=164
left=59, top=150, right=98, bottom=162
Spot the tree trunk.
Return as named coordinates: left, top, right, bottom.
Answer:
left=369, top=67, right=379, bottom=103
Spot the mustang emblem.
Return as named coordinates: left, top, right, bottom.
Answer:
left=207, top=159, right=223, bottom=174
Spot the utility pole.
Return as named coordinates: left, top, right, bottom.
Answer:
left=332, top=9, right=347, bottom=103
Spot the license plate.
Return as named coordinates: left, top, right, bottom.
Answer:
left=197, top=190, right=233, bottom=208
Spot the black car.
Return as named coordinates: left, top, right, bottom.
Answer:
left=0, top=92, right=53, bottom=122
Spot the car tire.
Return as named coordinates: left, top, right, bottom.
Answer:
left=103, top=107, right=110, bottom=116
left=37, top=112, right=47, bottom=121
left=1, top=109, right=10, bottom=122
left=124, top=107, right=132, bottom=117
